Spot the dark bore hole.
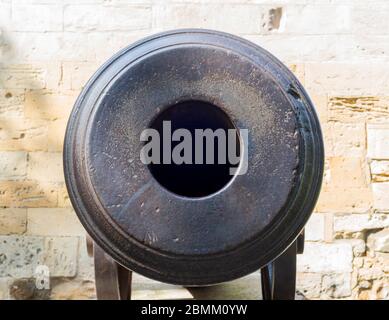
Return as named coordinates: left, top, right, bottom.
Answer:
left=147, top=100, right=241, bottom=198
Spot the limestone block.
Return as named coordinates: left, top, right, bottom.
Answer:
left=0, top=208, right=27, bottom=235
left=64, top=4, right=151, bottom=32
left=375, top=252, right=389, bottom=272
left=27, top=152, right=63, bottom=183
left=0, top=64, right=46, bottom=90
left=43, top=237, right=78, bottom=277
left=246, top=34, right=389, bottom=63
left=367, top=124, right=389, bottom=159
left=0, top=117, right=48, bottom=151
left=25, top=90, right=76, bottom=121
left=0, top=151, right=27, bottom=180
left=8, top=31, right=147, bottom=63
left=329, top=122, right=366, bottom=158
left=367, top=229, right=389, bottom=253
left=339, top=239, right=366, bottom=257
left=244, top=35, right=311, bottom=62
left=0, top=235, right=44, bottom=278
left=27, top=208, right=85, bottom=236
left=329, top=96, right=389, bottom=123
left=61, top=61, right=100, bottom=90
left=61, top=32, right=107, bottom=62
left=11, top=4, right=63, bottom=32
left=351, top=3, right=389, bottom=35
left=334, top=213, right=389, bottom=233
left=321, top=273, right=352, bottom=298
left=377, top=283, right=389, bottom=300
left=315, top=187, right=372, bottom=213
left=297, top=242, right=353, bottom=273
left=0, top=89, right=24, bottom=118
left=296, top=272, right=322, bottom=299
left=326, top=157, right=368, bottom=188
left=305, top=213, right=325, bottom=242
left=371, top=160, right=389, bottom=182
left=92, top=30, right=151, bottom=63
left=281, top=5, right=351, bottom=35
left=10, top=29, right=123, bottom=62
left=372, top=183, right=389, bottom=212
left=153, top=4, right=264, bottom=34
left=305, top=62, right=389, bottom=95
left=0, top=181, right=58, bottom=207
left=48, top=118, right=68, bottom=152
left=6, top=32, right=64, bottom=63
left=358, top=268, right=384, bottom=281
left=323, top=212, right=334, bottom=242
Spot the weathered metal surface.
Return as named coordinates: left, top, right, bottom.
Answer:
left=64, top=29, right=324, bottom=286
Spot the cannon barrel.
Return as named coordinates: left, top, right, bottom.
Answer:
left=63, top=29, right=324, bottom=289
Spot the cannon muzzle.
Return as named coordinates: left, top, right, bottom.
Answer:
left=63, top=29, right=324, bottom=298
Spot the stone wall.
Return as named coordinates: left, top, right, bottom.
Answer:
left=0, top=0, right=388, bottom=300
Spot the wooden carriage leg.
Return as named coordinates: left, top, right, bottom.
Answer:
left=92, top=241, right=132, bottom=300
left=261, top=231, right=304, bottom=300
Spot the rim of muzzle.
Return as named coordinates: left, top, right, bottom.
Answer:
left=63, top=29, right=324, bottom=286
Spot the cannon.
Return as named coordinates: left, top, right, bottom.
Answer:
left=63, top=29, right=324, bottom=300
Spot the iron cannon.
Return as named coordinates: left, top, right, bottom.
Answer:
left=63, top=29, right=324, bottom=300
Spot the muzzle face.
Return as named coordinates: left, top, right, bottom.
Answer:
left=64, top=29, right=324, bottom=285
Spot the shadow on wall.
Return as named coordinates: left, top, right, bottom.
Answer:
left=0, top=27, right=57, bottom=208
left=0, top=27, right=88, bottom=300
